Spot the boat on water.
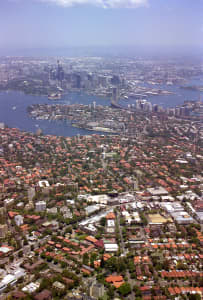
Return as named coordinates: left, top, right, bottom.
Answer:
left=48, top=93, right=61, bottom=100
left=12, top=106, right=17, bottom=110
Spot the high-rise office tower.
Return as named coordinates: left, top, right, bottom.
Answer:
left=112, top=87, right=118, bottom=103
left=56, top=60, right=64, bottom=84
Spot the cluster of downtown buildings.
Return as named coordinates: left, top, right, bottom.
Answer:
left=0, top=55, right=203, bottom=101
left=134, top=99, right=203, bottom=119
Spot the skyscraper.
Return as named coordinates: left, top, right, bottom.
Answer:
left=112, top=87, right=118, bottom=103
left=56, top=60, right=64, bottom=85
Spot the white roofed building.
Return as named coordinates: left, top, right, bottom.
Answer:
left=104, top=243, right=118, bottom=252
left=87, top=194, right=109, bottom=205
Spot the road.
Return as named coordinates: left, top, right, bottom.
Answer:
left=117, top=212, right=125, bottom=255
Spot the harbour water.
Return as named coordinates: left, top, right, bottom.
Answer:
left=120, top=77, right=203, bottom=108
left=0, top=77, right=202, bottom=137
left=0, top=91, right=110, bottom=137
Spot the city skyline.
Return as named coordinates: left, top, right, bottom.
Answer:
left=0, top=0, right=203, bottom=55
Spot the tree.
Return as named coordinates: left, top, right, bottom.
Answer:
left=118, top=282, right=131, bottom=296
left=9, top=255, right=14, bottom=263
left=90, top=252, right=97, bottom=267
left=39, top=278, right=51, bottom=291
left=60, top=261, right=67, bottom=268
left=107, top=285, right=114, bottom=298
left=18, top=250, right=23, bottom=258
left=140, top=212, right=148, bottom=225
left=65, top=226, right=72, bottom=234
left=46, top=255, right=52, bottom=262
left=117, top=257, right=126, bottom=273
left=134, top=285, right=142, bottom=297
left=23, top=237, right=28, bottom=246
left=188, top=294, right=201, bottom=300
left=100, top=217, right=106, bottom=227
left=105, top=256, right=117, bottom=272
left=83, top=253, right=89, bottom=265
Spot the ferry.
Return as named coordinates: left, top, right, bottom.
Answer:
left=48, top=93, right=61, bottom=100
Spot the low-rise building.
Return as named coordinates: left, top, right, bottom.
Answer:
left=87, top=194, right=109, bottom=205
left=22, top=282, right=40, bottom=293
left=85, top=205, right=100, bottom=216
left=147, top=187, right=168, bottom=196
left=0, top=224, right=8, bottom=238
left=14, top=215, right=24, bottom=226
left=53, top=281, right=65, bottom=291
left=35, top=201, right=46, bottom=212
left=171, top=211, right=195, bottom=224
left=90, top=282, right=104, bottom=299
left=104, top=243, right=118, bottom=252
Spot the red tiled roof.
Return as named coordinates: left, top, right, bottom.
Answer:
left=85, top=236, right=98, bottom=244
left=140, top=286, right=151, bottom=291
left=105, top=275, right=123, bottom=283
left=106, top=212, right=116, bottom=219
left=81, top=268, right=91, bottom=275
left=8, top=211, right=18, bottom=218
left=95, top=240, right=104, bottom=248
left=113, top=281, right=124, bottom=288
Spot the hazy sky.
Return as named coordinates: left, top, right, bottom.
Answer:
left=0, top=0, right=203, bottom=50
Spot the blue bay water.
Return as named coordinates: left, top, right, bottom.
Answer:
left=120, top=77, right=203, bottom=108
left=0, top=91, right=110, bottom=137
left=0, top=77, right=202, bottom=137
